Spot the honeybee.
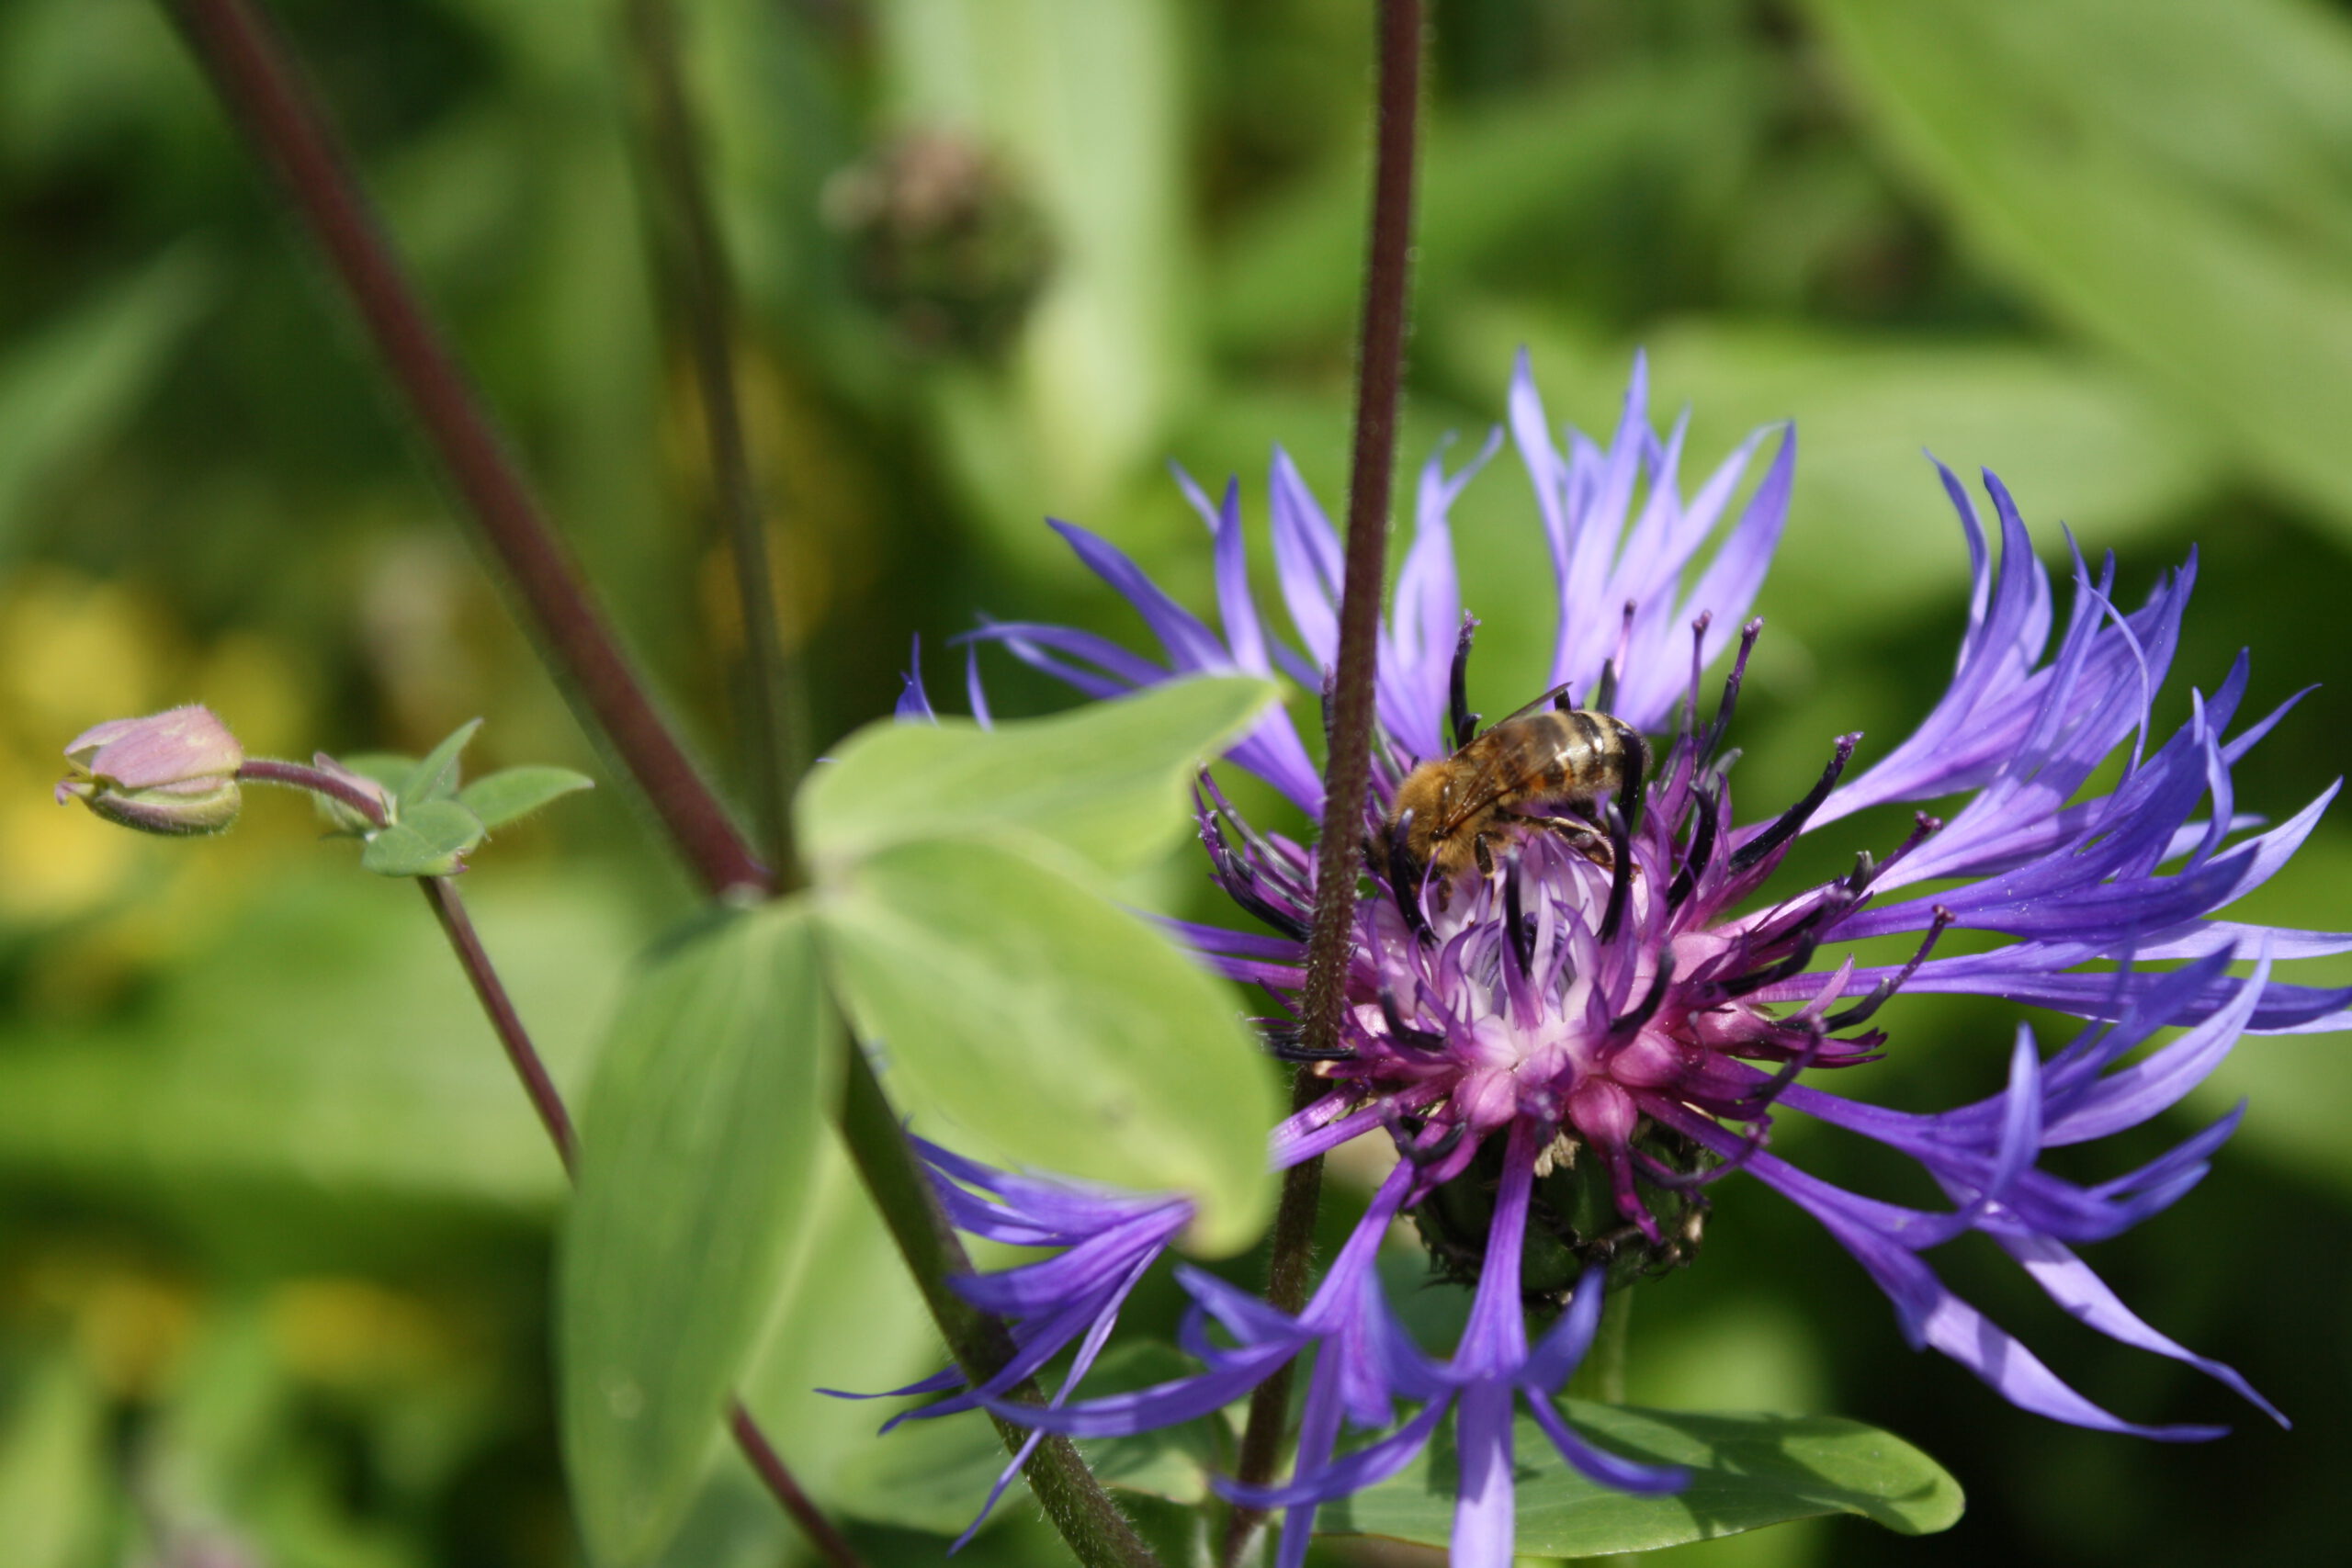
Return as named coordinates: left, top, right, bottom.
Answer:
left=1385, top=690, right=1648, bottom=895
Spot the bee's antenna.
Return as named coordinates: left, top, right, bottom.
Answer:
left=1449, top=612, right=1482, bottom=750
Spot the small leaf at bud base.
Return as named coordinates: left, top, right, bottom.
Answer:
left=55, top=705, right=243, bottom=837
left=308, top=752, right=396, bottom=837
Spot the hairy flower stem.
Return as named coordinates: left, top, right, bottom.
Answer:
left=1227, top=3, right=1425, bottom=1561
left=161, top=0, right=769, bottom=898
left=839, top=1051, right=1167, bottom=1568
left=174, top=6, right=1160, bottom=1557
left=236, top=758, right=855, bottom=1565
left=624, top=0, right=808, bottom=870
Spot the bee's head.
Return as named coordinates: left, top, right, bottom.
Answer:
left=1388, top=759, right=1453, bottom=871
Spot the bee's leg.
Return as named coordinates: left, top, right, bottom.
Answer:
left=1522, top=814, right=1614, bottom=869
left=1473, top=833, right=1498, bottom=878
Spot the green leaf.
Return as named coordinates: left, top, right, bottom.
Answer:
left=359, top=799, right=486, bottom=878
left=560, top=902, right=842, bottom=1568
left=0, top=870, right=640, bottom=1213
left=799, top=676, right=1279, bottom=877
left=1326, top=1403, right=1962, bottom=1554
left=459, top=765, right=596, bottom=830
left=399, top=717, right=484, bottom=808
left=814, top=833, right=1278, bottom=1254
left=1804, top=0, right=2352, bottom=537
left=733, top=1132, right=945, bottom=1511
left=0, top=1357, right=106, bottom=1568
left=0, top=246, right=211, bottom=561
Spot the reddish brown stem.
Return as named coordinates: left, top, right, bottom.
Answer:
left=232, top=761, right=848, bottom=1563
left=1226, top=2, right=1425, bottom=1561
left=162, top=0, right=769, bottom=897
left=414, top=872, right=861, bottom=1568
left=417, top=877, right=579, bottom=1179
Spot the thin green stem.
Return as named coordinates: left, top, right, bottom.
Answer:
left=623, top=0, right=807, bottom=872
left=162, top=0, right=770, bottom=898
left=1224, top=5, right=1426, bottom=1562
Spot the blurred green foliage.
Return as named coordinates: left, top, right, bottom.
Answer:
left=4, top=0, right=2350, bottom=1563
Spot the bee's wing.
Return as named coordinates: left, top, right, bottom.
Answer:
left=1432, top=770, right=1519, bottom=837
left=1488, top=681, right=1577, bottom=728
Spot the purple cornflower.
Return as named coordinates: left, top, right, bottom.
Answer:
left=893, top=355, right=2339, bottom=1564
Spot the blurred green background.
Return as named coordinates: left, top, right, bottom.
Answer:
left=4, top=0, right=2350, bottom=1563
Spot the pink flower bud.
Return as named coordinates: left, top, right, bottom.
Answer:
left=55, top=705, right=243, bottom=836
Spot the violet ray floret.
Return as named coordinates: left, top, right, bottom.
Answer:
left=876, top=359, right=2338, bottom=1562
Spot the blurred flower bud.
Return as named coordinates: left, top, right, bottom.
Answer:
left=822, top=129, right=1054, bottom=357
left=54, top=705, right=243, bottom=836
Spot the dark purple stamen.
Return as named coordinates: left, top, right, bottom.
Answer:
left=1702, top=619, right=1765, bottom=769
left=1504, top=856, right=1535, bottom=978
left=1667, top=779, right=1722, bottom=911
left=1404, top=1122, right=1467, bottom=1167
left=1201, top=809, right=1312, bottom=941
left=1727, top=733, right=1859, bottom=875
left=1607, top=952, right=1677, bottom=1035
left=1822, top=908, right=1954, bottom=1030
left=1379, top=987, right=1447, bottom=1054
left=1258, top=1017, right=1353, bottom=1062
left=1718, top=932, right=1821, bottom=999
left=1618, top=726, right=1648, bottom=838
left=1597, top=804, right=1634, bottom=942
left=1385, top=811, right=1433, bottom=942
left=1449, top=612, right=1482, bottom=750
left=1679, top=611, right=1713, bottom=736
left=1592, top=656, right=1621, bottom=716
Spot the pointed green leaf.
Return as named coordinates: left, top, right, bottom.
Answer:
left=358, top=799, right=486, bottom=877
left=460, top=765, right=596, bottom=830
left=799, top=675, right=1279, bottom=876
left=399, top=717, right=484, bottom=807
left=561, top=901, right=842, bottom=1567
left=329, top=751, right=416, bottom=793
left=814, top=832, right=1277, bottom=1254
left=1325, top=1403, right=1962, bottom=1554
